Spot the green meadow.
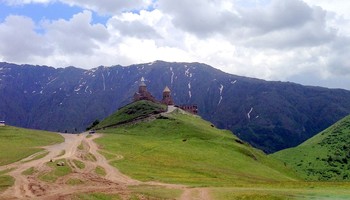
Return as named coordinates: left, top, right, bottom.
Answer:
left=0, top=169, right=14, bottom=192
left=96, top=112, right=297, bottom=187
left=39, top=159, right=72, bottom=183
left=2, top=101, right=350, bottom=199
left=93, top=102, right=350, bottom=199
left=210, top=182, right=350, bottom=200
left=73, top=193, right=121, bottom=200
left=272, top=115, right=350, bottom=181
left=0, top=126, right=64, bottom=166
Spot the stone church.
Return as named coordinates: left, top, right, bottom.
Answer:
left=133, top=77, right=157, bottom=103
left=133, top=77, right=197, bottom=114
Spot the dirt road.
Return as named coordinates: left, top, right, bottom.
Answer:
left=0, top=133, right=210, bottom=200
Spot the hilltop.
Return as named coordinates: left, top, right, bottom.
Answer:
left=95, top=100, right=166, bottom=129
left=94, top=101, right=298, bottom=186
left=2, top=61, right=350, bottom=153
left=272, top=115, right=350, bottom=181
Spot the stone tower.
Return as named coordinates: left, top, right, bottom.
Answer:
left=133, top=77, right=156, bottom=102
left=161, top=86, right=174, bottom=105
left=138, top=77, right=147, bottom=93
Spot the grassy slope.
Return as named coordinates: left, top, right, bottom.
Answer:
left=96, top=105, right=298, bottom=186
left=0, top=169, right=14, bottom=192
left=0, top=126, right=64, bottom=166
left=95, top=100, right=166, bottom=129
left=272, top=115, right=350, bottom=181
left=211, top=182, right=350, bottom=200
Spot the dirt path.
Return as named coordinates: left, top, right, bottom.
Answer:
left=0, top=133, right=211, bottom=200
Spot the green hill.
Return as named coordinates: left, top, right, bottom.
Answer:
left=95, top=101, right=298, bottom=186
left=0, top=126, right=64, bottom=166
left=272, top=115, right=350, bottom=181
left=94, top=100, right=166, bottom=129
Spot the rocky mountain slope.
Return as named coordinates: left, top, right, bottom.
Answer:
left=1, top=61, right=350, bottom=153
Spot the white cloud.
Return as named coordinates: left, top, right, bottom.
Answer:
left=43, top=10, right=109, bottom=55
left=303, top=0, right=350, bottom=19
left=158, top=0, right=240, bottom=37
left=59, top=0, right=152, bottom=14
left=0, top=15, right=52, bottom=62
left=108, top=17, right=160, bottom=39
left=1, top=0, right=152, bottom=14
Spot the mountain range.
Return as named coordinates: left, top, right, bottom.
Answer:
left=1, top=61, right=350, bottom=153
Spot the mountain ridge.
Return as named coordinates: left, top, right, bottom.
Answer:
left=1, top=61, right=350, bottom=153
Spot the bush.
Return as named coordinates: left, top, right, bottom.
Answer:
left=86, top=119, right=100, bottom=131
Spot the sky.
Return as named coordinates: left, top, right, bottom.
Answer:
left=0, top=0, right=349, bottom=90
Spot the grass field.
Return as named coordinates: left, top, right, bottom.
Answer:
left=22, top=151, right=49, bottom=163
left=22, top=167, right=37, bottom=176
left=67, top=178, right=84, bottom=186
left=0, top=175, right=14, bottom=192
left=72, top=185, right=181, bottom=200
left=129, top=185, right=182, bottom=199
left=96, top=112, right=297, bottom=187
left=272, top=115, right=350, bottom=181
left=93, top=102, right=350, bottom=199
left=95, top=166, right=106, bottom=176
left=39, top=159, right=72, bottom=182
left=73, top=193, right=121, bottom=200
left=0, top=169, right=14, bottom=192
left=72, top=159, right=85, bottom=169
left=0, top=126, right=64, bottom=166
left=211, top=182, right=350, bottom=200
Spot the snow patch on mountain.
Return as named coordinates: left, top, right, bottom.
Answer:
left=46, top=77, right=57, bottom=85
left=170, top=67, right=174, bottom=85
left=185, top=68, right=193, bottom=78
left=247, top=107, right=253, bottom=119
left=218, top=84, right=224, bottom=105
left=219, top=84, right=224, bottom=94
left=102, top=73, right=106, bottom=91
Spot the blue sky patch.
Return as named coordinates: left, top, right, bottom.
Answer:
left=0, top=2, right=109, bottom=25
